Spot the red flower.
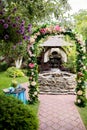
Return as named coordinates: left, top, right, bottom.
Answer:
left=78, top=72, right=83, bottom=77
left=29, top=63, right=35, bottom=68
left=40, top=28, right=47, bottom=35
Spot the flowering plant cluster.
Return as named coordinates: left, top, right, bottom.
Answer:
left=27, top=42, right=39, bottom=103
left=27, top=24, right=87, bottom=105
left=0, top=1, right=31, bottom=44
left=75, top=36, right=87, bottom=107
left=0, top=0, right=31, bottom=58
left=29, top=25, right=63, bottom=45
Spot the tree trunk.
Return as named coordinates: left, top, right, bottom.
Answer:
left=15, top=57, right=23, bottom=69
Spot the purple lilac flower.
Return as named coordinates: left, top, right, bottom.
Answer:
left=20, top=23, right=24, bottom=27
left=18, top=29, right=24, bottom=35
left=21, top=20, right=25, bottom=25
left=3, top=23, right=8, bottom=29
left=28, top=27, right=31, bottom=32
left=12, top=23, right=16, bottom=28
left=15, top=16, right=20, bottom=21
left=0, top=19, right=5, bottom=24
left=16, top=30, right=19, bottom=34
left=28, top=24, right=32, bottom=32
left=7, top=17, right=11, bottom=24
left=23, top=35, right=27, bottom=40
left=7, top=19, right=11, bottom=24
left=20, top=24, right=24, bottom=27
left=12, top=7, right=17, bottom=13
left=18, top=25, right=25, bottom=34
left=4, top=34, right=9, bottom=40
left=27, top=36, right=30, bottom=41
left=2, top=19, right=5, bottom=23
left=0, top=11, right=3, bottom=15
left=28, top=24, right=32, bottom=27
left=19, top=42, right=22, bottom=45
left=21, top=27, right=25, bottom=34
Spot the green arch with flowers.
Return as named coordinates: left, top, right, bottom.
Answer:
left=27, top=24, right=87, bottom=107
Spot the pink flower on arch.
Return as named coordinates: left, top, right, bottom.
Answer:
left=28, top=63, right=35, bottom=69
left=54, top=25, right=61, bottom=32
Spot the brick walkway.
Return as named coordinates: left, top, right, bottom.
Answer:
left=22, top=83, right=86, bottom=130
left=38, top=95, right=86, bottom=130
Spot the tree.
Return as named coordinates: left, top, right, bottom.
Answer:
left=6, top=0, right=71, bottom=25
left=73, top=10, right=87, bottom=39
left=73, top=9, right=87, bottom=56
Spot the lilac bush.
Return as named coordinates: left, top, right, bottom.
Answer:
left=0, top=0, right=31, bottom=61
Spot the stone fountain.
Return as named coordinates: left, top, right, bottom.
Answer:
left=38, top=69, right=76, bottom=95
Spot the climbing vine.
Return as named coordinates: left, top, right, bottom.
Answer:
left=27, top=24, right=87, bottom=106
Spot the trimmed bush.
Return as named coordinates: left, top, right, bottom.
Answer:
left=0, top=94, right=39, bottom=130
left=7, top=67, right=25, bottom=77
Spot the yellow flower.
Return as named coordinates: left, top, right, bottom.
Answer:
left=34, top=91, right=38, bottom=96
left=30, top=38, right=35, bottom=44
left=77, top=99, right=81, bottom=103
left=31, top=81, right=36, bottom=86
left=77, top=90, right=83, bottom=96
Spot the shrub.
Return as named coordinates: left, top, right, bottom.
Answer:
left=63, top=58, right=76, bottom=73
left=63, top=46, right=76, bottom=73
left=0, top=93, right=39, bottom=130
left=7, top=67, right=25, bottom=77
left=0, top=61, right=8, bottom=72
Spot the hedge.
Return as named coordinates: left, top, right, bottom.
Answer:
left=0, top=94, right=39, bottom=130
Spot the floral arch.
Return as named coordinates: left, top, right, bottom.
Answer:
left=27, top=24, right=87, bottom=107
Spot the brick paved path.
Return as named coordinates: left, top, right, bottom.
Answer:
left=21, top=83, right=86, bottom=130
left=38, top=95, right=86, bottom=130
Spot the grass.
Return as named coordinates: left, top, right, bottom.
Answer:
left=29, top=101, right=40, bottom=114
left=0, top=71, right=28, bottom=93
left=77, top=88, right=87, bottom=129
left=77, top=105, right=87, bottom=130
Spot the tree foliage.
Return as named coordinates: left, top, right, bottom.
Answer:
left=6, top=0, right=71, bottom=24
left=74, top=10, right=87, bottom=39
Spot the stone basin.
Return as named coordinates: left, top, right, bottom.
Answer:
left=38, top=69, right=76, bottom=95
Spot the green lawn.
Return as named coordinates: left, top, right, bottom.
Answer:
left=77, top=105, right=87, bottom=130
left=0, top=71, right=28, bottom=93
